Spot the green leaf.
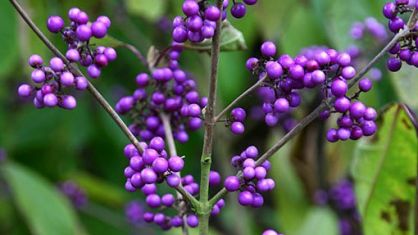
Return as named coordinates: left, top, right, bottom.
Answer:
left=296, top=207, right=339, bottom=235
left=125, top=0, right=166, bottom=21
left=90, top=35, right=125, bottom=48
left=184, top=21, right=247, bottom=52
left=1, top=163, right=82, bottom=235
left=391, top=66, right=418, bottom=110
left=351, top=104, right=417, bottom=235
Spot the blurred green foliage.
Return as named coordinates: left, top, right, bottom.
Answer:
left=0, top=0, right=416, bottom=235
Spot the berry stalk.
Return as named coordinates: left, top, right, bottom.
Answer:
left=9, top=0, right=144, bottom=154
left=214, top=74, right=268, bottom=122
left=198, top=0, right=224, bottom=234
left=208, top=27, right=413, bottom=208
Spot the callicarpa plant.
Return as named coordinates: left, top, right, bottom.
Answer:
left=9, top=0, right=418, bottom=234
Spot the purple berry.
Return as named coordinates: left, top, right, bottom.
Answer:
left=359, top=78, right=372, bottom=92
left=238, top=191, right=254, bottom=206
left=47, top=16, right=64, bottom=33
left=28, top=54, right=43, bottom=67
left=261, top=41, right=276, bottom=57
left=224, top=176, right=240, bottom=192
left=76, top=25, right=92, bottom=41
left=274, top=98, right=290, bottom=113
left=31, top=69, right=46, bottom=83
left=266, top=61, right=283, bottom=79
left=230, top=122, right=245, bottom=135
left=50, top=57, right=65, bottom=72
left=231, top=107, right=246, bottom=122
left=59, top=95, right=77, bottom=110
left=205, top=6, right=221, bottom=21
left=349, top=101, right=366, bottom=119
left=186, top=214, right=199, bottom=228
left=87, top=65, right=101, bottom=78
left=60, top=72, right=75, bottom=87
left=334, top=97, right=351, bottom=113
left=231, top=3, right=246, bottom=18
left=43, top=93, right=58, bottom=107
left=168, top=156, right=184, bottom=172
left=18, top=84, right=32, bottom=97
left=182, top=1, right=199, bottom=16
left=66, top=49, right=81, bottom=62
left=97, top=16, right=111, bottom=28
left=331, top=79, right=348, bottom=97
left=387, top=57, right=402, bottom=72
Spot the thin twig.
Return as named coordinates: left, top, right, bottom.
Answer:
left=209, top=29, right=412, bottom=207
left=123, top=43, right=148, bottom=68
left=214, top=75, right=268, bottom=122
left=9, top=0, right=144, bottom=154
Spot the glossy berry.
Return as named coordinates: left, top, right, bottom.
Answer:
left=224, top=176, right=240, bottom=192
left=231, top=3, right=247, bottom=18
left=261, top=41, right=277, bottom=57
left=47, top=16, right=64, bottom=33
left=230, top=121, right=245, bottom=135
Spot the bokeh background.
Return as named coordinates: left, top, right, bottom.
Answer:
left=0, top=0, right=417, bottom=235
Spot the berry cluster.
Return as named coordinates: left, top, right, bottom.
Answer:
left=47, top=8, right=117, bottom=78
left=350, top=17, right=388, bottom=42
left=262, top=229, right=283, bottom=235
left=115, top=46, right=206, bottom=143
left=224, top=146, right=275, bottom=207
left=17, top=55, right=84, bottom=109
left=383, top=0, right=418, bottom=71
left=59, top=181, right=88, bottom=208
left=172, top=0, right=224, bottom=43
left=245, top=41, right=377, bottom=142
left=315, top=180, right=360, bottom=235
left=172, top=0, right=257, bottom=44
left=122, top=137, right=225, bottom=230
left=17, top=8, right=116, bottom=110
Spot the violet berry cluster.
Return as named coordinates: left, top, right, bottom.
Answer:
left=323, top=75, right=378, bottom=142
left=59, top=181, right=88, bottom=208
left=172, top=0, right=257, bottom=44
left=172, top=0, right=224, bottom=43
left=383, top=0, right=418, bottom=71
left=115, top=46, right=206, bottom=143
left=245, top=41, right=377, bottom=142
left=123, top=137, right=225, bottom=230
left=224, top=146, right=275, bottom=207
left=47, top=8, right=117, bottom=78
left=350, top=17, right=388, bottom=43
left=315, top=180, right=361, bottom=235
left=17, top=8, right=117, bottom=110
left=17, top=55, right=82, bottom=109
